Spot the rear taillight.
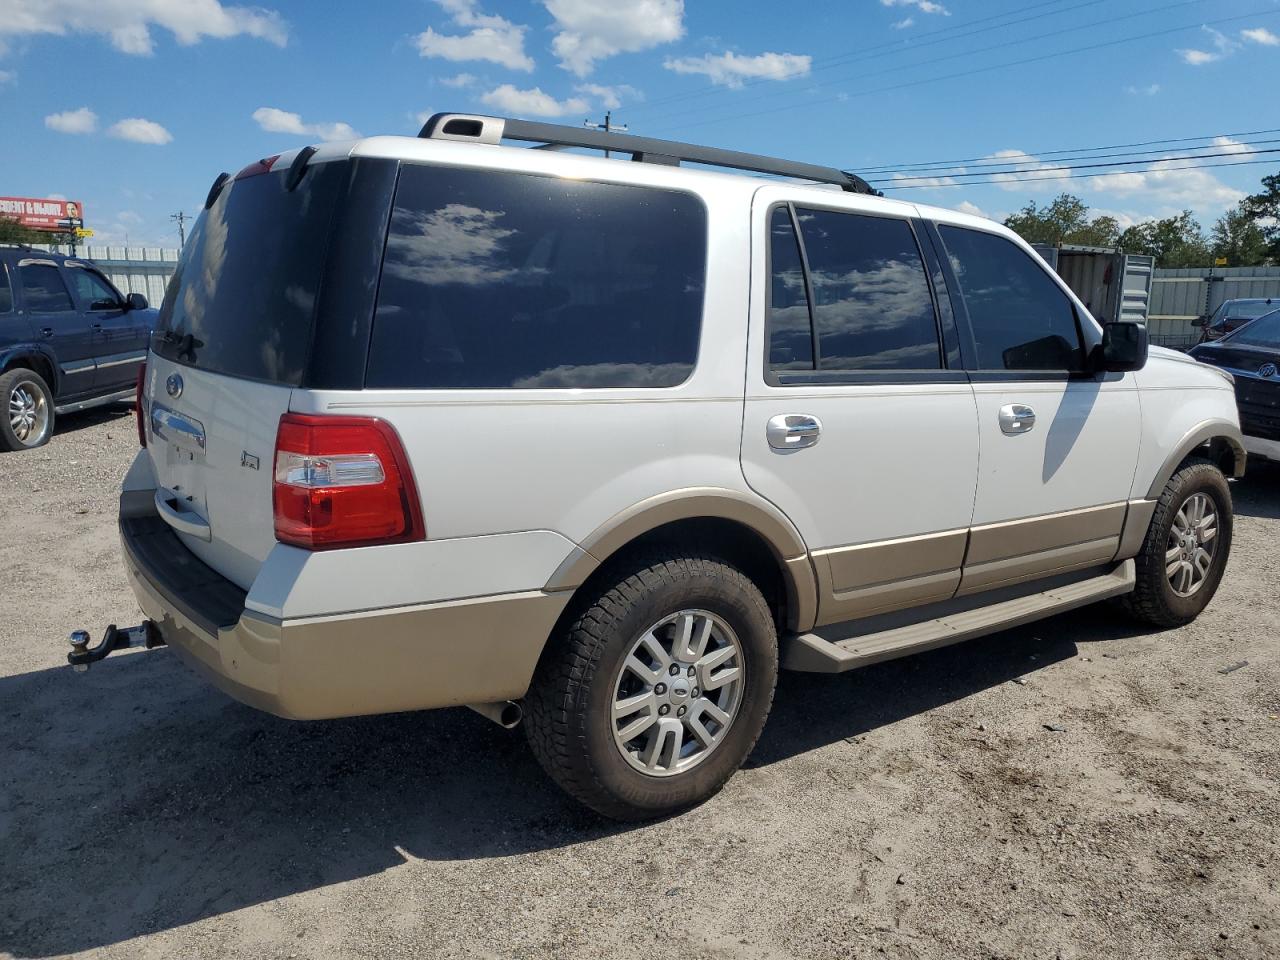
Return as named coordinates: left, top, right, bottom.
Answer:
left=272, top=413, right=424, bottom=550
left=135, top=362, right=147, bottom=447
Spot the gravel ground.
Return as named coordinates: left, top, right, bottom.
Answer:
left=2, top=408, right=1278, bottom=960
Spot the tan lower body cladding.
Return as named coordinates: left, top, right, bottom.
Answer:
left=812, top=501, right=1137, bottom=626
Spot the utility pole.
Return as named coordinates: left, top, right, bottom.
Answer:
left=170, top=211, right=189, bottom=250
left=584, top=111, right=627, bottom=159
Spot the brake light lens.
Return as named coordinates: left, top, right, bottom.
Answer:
left=135, top=362, right=147, bottom=447
left=272, top=414, right=424, bottom=550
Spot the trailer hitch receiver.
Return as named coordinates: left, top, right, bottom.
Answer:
left=67, top=622, right=164, bottom=672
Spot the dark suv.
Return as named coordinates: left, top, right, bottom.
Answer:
left=0, top=246, right=154, bottom=451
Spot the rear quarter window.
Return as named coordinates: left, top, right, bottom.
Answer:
left=365, top=165, right=707, bottom=389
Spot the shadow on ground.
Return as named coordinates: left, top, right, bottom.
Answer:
left=3, top=470, right=1275, bottom=956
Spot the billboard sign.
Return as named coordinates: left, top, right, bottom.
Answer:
left=0, top=196, right=86, bottom=231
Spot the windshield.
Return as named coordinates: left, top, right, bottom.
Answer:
left=1213, top=300, right=1275, bottom=325
left=1223, top=309, right=1280, bottom=348
left=153, top=161, right=347, bottom=384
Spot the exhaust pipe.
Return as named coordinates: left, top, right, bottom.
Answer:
left=467, top=700, right=522, bottom=729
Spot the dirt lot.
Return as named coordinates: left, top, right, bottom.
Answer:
left=2, top=406, right=1278, bottom=960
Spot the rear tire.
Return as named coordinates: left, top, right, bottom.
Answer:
left=1121, top=458, right=1232, bottom=628
left=0, top=368, right=55, bottom=452
left=524, top=551, right=778, bottom=821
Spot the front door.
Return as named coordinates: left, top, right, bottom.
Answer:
left=64, top=261, right=147, bottom=391
left=16, top=258, right=95, bottom=399
left=930, top=223, right=1140, bottom=595
left=740, top=190, right=980, bottom=627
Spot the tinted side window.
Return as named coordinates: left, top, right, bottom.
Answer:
left=0, top=264, right=12, bottom=313
left=939, top=226, right=1085, bottom=372
left=19, top=263, right=75, bottom=313
left=796, top=209, right=941, bottom=371
left=768, top=206, right=813, bottom=371
left=367, top=165, right=706, bottom=389
left=67, top=267, right=119, bottom=308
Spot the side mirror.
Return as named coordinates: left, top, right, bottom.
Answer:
left=1095, top=321, right=1148, bottom=373
left=1190, top=316, right=1207, bottom=328
left=126, top=292, right=149, bottom=311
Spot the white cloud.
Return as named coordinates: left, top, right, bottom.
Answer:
left=544, top=0, right=684, bottom=76
left=414, top=110, right=435, bottom=128
left=890, top=172, right=959, bottom=189
left=881, top=0, right=948, bottom=15
left=440, top=72, right=477, bottom=88
left=0, top=0, right=287, bottom=56
left=1125, top=83, right=1160, bottom=96
left=574, top=82, right=640, bottom=109
left=107, top=117, right=172, bottom=144
left=45, top=193, right=67, bottom=201
left=0, top=69, right=14, bottom=84
left=891, top=17, right=914, bottom=30
left=1177, top=26, right=1239, bottom=66
left=252, top=106, right=359, bottom=141
left=44, top=106, right=97, bottom=134
left=955, top=200, right=988, bottom=219
left=480, top=84, right=589, bottom=117
left=663, top=51, right=811, bottom=88
left=1241, top=27, right=1279, bottom=46
left=117, top=209, right=143, bottom=224
left=415, top=0, right=533, bottom=71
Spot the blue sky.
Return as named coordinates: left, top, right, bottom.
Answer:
left=1, top=0, right=1278, bottom=247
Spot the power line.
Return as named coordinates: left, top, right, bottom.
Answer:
left=871, top=142, right=1280, bottom=185
left=861, top=127, right=1280, bottom=175
left=652, top=0, right=1203, bottom=128
left=659, top=7, right=1279, bottom=134
left=878, top=155, right=1280, bottom=190
left=628, top=0, right=1091, bottom=115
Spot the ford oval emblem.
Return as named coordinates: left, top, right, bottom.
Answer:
left=1260, top=362, right=1278, bottom=379
left=165, top=373, right=184, bottom=398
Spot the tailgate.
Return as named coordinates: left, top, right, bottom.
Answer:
left=143, top=354, right=290, bottom=590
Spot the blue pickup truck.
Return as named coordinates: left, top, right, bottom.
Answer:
left=0, top=246, right=156, bottom=451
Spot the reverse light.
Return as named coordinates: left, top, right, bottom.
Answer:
left=135, top=362, right=147, bottom=447
left=272, top=413, right=424, bottom=550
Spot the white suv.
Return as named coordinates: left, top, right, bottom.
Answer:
left=75, top=114, right=1245, bottom=820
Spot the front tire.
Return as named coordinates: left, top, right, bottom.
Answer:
left=0, top=368, right=55, bottom=452
left=1122, top=458, right=1233, bottom=627
left=524, top=551, right=778, bottom=821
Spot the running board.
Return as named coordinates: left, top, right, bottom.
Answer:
left=783, top=560, right=1135, bottom=673
left=55, top=389, right=134, bottom=416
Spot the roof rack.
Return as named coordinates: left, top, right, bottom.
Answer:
left=418, top=113, right=878, bottom=195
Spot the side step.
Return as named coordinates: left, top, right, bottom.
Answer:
left=783, top=560, right=1135, bottom=673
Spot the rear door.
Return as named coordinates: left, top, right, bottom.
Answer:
left=145, top=157, right=353, bottom=589
left=16, top=258, right=95, bottom=399
left=932, top=223, right=1140, bottom=595
left=740, top=191, right=979, bottom=626
left=63, top=261, right=146, bottom=391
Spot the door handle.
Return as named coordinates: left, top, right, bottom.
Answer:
left=998, top=404, right=1036, bottom=435
left=767, top=414, right=822, bottom=450
left=89, top=321, right=103, bottom=330
left=40, top=327, right=53, bottom=338
left=154, top=488, right=212, bottom=542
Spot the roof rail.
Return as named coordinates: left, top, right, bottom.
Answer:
left=418, top=113, right=878, bottom=195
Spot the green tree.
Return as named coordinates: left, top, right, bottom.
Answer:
left=1211, top=202, right=1270, bottom=266
left=1241, top=172, right=1280, bottom=263
left=1117, top=210, right=1211, bottom=268
left=1003, top=193, right=1121, bottom=247
left=0, top=216, right=46, bottom=246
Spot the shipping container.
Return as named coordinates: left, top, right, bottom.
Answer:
left=1032, top=243, right=1154, bottom=327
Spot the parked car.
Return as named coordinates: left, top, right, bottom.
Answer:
left=0, top=246, right=154, bottom=451
left=70, top=115, right=1245, bottom=820
left=1190, top=309, right=1280, bottom=464
left=1194, top=297, right=1277, bottom=343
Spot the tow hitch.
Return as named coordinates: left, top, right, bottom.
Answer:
left=67, top=622, right=165, bottom=672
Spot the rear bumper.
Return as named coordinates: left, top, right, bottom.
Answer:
left=120, top=493, right=570, bottom=720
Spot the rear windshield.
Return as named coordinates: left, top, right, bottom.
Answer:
left=1225, top=309, right=1280, bottom=348
left=1214, top=300, right=1275, bottom=324
left=365, top=164, right=707, bottom=389
left=152, top=162, right=346, bottom=384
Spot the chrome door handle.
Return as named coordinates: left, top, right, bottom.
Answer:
left=767, top=414, right=822, bottom=450
left=998, top=404, right=1036, bottom=435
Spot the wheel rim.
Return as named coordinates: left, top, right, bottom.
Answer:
left=610, top=609, right=746, bottom=778
left=1166, top=491, right=1219, bottom=598
left=8, top=380, right=49, bottom=446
